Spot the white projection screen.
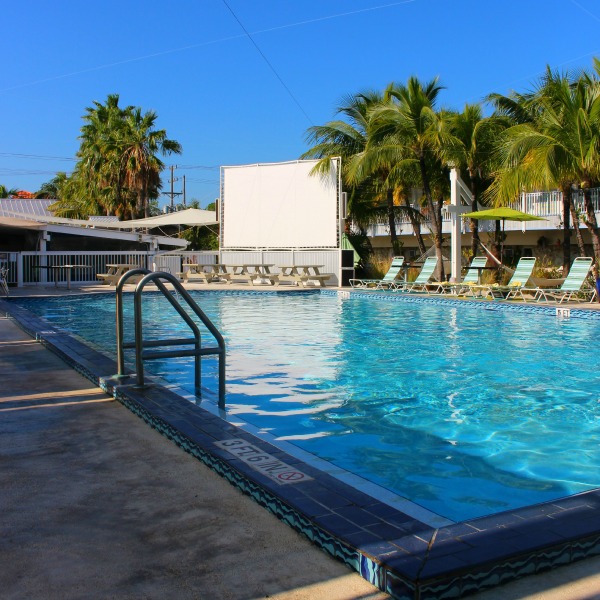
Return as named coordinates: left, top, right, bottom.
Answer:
left=220, top=159, right=340, bottom=249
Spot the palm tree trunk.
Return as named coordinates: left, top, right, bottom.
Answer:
left=561, top=184, right=572, bottom=272
left=419, top=156, right=445, bottom=280
left=569, top=194, right=586, bottom=257
left=386, top=188, right=402, bottom=256
left=468, top=178, right=480, bottom=258
left=403, top=196, right=426, bottom=254
left=135, top=192, right=144, bottom=219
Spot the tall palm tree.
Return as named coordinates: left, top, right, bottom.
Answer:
left=345, top=127, right=428, bottom=256
left=304, top=90, right=436, bottom=258
left=368, top=77, right=453, bottom=278
left=51, top=94, right=181, bottom=220
left=445, top=104, right=508, bottom=258
left=120, top=107, right=182, bottom=218
left=78, top=93, right=134, bottom=216
left=489, top=65, right=600, bottom=275
left=302, top=92, right=393, bottom=253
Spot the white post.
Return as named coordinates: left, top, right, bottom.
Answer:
left=17, top=252, right=23, bottom=288
left=39, top=236, right=48, bottom=285
left=449, top=169, right=462, bottom=283
left=448, top=168, right=474, bottom=282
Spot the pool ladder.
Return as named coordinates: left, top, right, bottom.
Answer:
left=115, top=269, right=226, bottom=408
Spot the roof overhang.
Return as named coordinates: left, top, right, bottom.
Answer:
left=0, top=216, right=188, bottom=248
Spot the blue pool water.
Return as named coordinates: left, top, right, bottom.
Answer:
left=16, top=291, right=600, bottom=522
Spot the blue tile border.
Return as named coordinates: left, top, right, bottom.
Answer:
left=4, top=292, right=600, bottom=599
left=323, top=288, right=600, bottom=321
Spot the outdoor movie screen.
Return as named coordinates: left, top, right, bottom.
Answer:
left=220, top=159, right=339, bottom=248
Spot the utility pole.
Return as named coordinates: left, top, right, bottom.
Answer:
left=163, top=165, right=182, bottom=212
left=182, top=175, right=186, bottom=207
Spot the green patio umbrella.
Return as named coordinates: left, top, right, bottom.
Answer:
left=461, top=207, right=546, bottom=222
left=461, top=207, right=546, bottom=263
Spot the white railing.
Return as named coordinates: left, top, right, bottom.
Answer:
left=11, top=251, right=152, bottom=287
left=2, top=249, right=344, bottom=287
left=519, top=190, right=563, bottom=216
left=364, top=187, right=600, bottom=237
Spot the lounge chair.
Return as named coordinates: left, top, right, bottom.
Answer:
left=525, top=257, right=594, bottom=303
left=0, top=265, right=9, bottom=297
left=468, top=256, right=536, bottom=300
left=349, top=256, right=405, bottom=289
left=396, top=256, right=439, bottom=292
left=426, top=256, right=488, bottom=295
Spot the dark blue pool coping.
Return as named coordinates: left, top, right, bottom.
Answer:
left=3, top=290, right=600, bottom=600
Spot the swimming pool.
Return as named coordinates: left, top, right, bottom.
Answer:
left=15, top=290, right=600, bottom=523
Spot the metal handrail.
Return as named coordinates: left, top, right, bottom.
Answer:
left=115, top=269, right=226, bottom=408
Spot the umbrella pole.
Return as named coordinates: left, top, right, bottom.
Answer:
left=501, top=219, right=505, bottom=265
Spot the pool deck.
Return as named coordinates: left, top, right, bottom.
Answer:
left=2, top=282, right=600, bottom=599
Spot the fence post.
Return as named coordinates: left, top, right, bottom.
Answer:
left=17, top=253, right=23, bottom=287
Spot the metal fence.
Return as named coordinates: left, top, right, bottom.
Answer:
left=5, top=251, right=152, bottom=287
left=3, top=249, right=341, bottom=287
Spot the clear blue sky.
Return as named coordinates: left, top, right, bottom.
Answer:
left=2, top=0, right=600, bottom=209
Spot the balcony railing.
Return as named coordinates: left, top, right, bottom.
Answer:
left=363, top=187, right=600, bottom=236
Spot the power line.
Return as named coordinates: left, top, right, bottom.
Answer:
left=182, top=178, right=219, bottom=184
left=176, top=164, right=220, bottom=170
left=1, top=2, right=417, bottom=94
left=0, top=168, right=72, bottom=176
left=0, top=152, right=76, bottom=161
left=220, top=0, right=313, bottom=124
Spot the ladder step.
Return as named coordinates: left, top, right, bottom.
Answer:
left=142, top=346, right=222, bottom=360
left=123, top=337, right=197, bottom=350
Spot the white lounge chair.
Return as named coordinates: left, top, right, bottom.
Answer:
left=350, top=256, right=405, bottom=289
left=526, top=257, right=594, bottom=303
left=427, top=256, right=489, bottom=295
left=468, top=256, right=537, bottom=300
left=396, top=257, right=439, bottom=292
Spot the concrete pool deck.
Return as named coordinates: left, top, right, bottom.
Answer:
left=0, top=311, right=388, bottom=600
left=2, top=283, right=600, bottom=599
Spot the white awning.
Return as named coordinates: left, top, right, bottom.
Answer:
left=0, top=207, right=218, bottom=229
left=102, top=208, right=218, bottom=229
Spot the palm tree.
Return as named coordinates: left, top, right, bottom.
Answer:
left=368, top=77, right=453, bottom=278
left=35, top=172, right=69, bottom=199
left=78, top=93, right=133, bottom=216
left=51, top=94, right=182, bottom=220
left=302, top=91, right=386, bottom=248
left=120, top=107, right=182, bottom=218
left=445, top=104, right=508, bottom=259
left=345, top=129, right=428, bottom=256
left=489, top=65, right=600, bottom=276
left=0, top=185, right=19, bottom=198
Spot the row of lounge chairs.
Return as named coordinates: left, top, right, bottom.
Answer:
left=350, top=255, right=597, bottom=303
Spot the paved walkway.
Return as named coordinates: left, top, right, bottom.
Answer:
left=2, top=285, right=600, bottom=599
left=0, top=315, right=388, bottom=600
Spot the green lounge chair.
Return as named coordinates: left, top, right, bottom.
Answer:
left=469, top=256, right=536, bottom=300
left=0, top=265, right=8, bottom=297
left=427, top=256, right=488, bottom=295
left=396, top=256, right=439, bottom=292
left=527, top=257, right=594, bottom=303
left=349, top=256, right=405, bottom=289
